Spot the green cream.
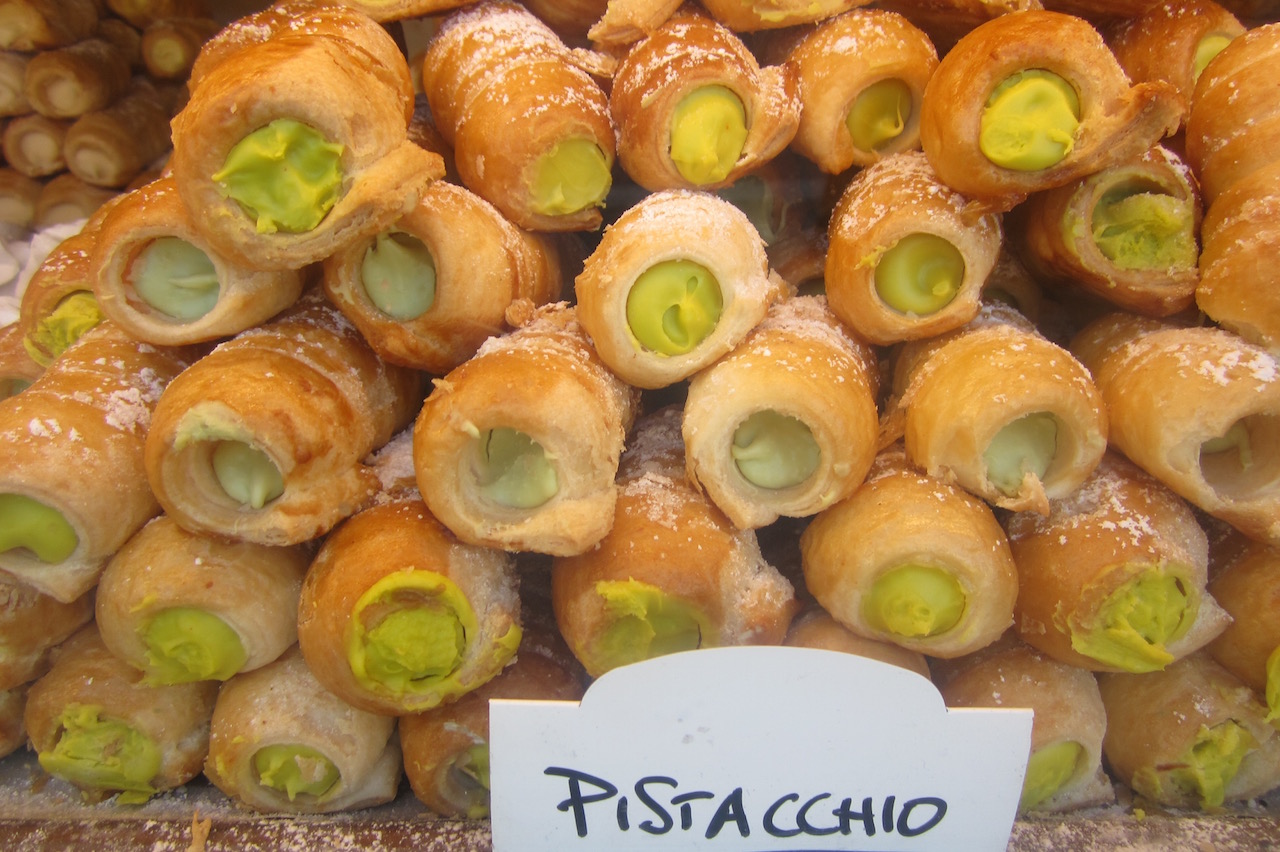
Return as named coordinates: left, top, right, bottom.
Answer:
left=980, top=70, right=1080, bottom=171
left=211, top=440, right=284, bottom=510
left=1201, top=420, right=1253, bottom=471
left=873, top=233, right=965, bottom=315
left=847, top=78, right=912, bottom=152
left=254, top=744, right=340, bottom=802
left=24, top=291, right=103, bottom=366
left=39, top=704, right=161, bottom=804
left=1091, top=187, right=1197, bottom=271
left=0, top=493, right=78, bottom=562
left=472, top=427, right=558, bottom=510
left=1194, top=33, right=1235, bottom=80
left=361, top=231, right=436, bottom=320
left=450, top=745, right=492, bottom=819
left=1137, top=721, right=1255, bottom=809
left=1266, top=645, right=1280, bottom=726
left=591, top=579, right=710, bottom=673
left=731, top=410, right=820, bottom=489
left=1021, top=740, right=1084, bottom=810
left=129, top=237, right=220, bottom=321
left=530, top=137, right=612, bottom=217
left=141, top=607, right=246, bottom=684
left=669, top=85, right=748, bottom=185
left=862, top=564, right=966, bottom=639
left=1070, top=567, right=1191, bottom=672
left=212, top=118, right=345, bottom=234
left=984, top=412, right=1059, bottom=497
left=626, top=259, right=723, bottom=356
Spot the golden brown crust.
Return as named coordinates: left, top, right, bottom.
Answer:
left=0, top=167, right=41, bottom=229
left=106, top=0, right=210, bottom=30
left=0, top=0, right=101, bottom=52
left=140, top=16, right=219, bottom=81
left=0, top=322, right=43, bottom=396
left=16, top=224, right=105, bottom=365
left=2, top=113, right=70, bottom=179
left=0, top=577, right=93, bottom=691
left=783, top=606, right=931, bottom=677
left=33, top=172, right=119, bottom=230
left=0, top=686, right=26, bottom=760
left=63, top=80, right=174, bottom=189
left=23, top=37, right=132, bottom=120
left=587, top=0, right=682, bottom=47
left=1206, top=528, right=1280, bottom=696
left=700, top=0, right=873, bottom=32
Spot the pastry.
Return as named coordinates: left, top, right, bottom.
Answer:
left=0, top=0, right=101, bottom=52
left=0, top=322, right=42, bottom=399
left=106, top=0, right=210, bottom=29
left=699, top=0, right=871, bottom=31
left=2, top=112, right=70, bottom=178
left=521, top=0, right=611, bottom=42
left=33, top=172, right=119, bottom=229
left=22, top=37, right=131, bottom=119
left=0, top=575, right=93, bottom=690
left=0, top=50, right=30, bottom=117
left=16, top=218, right=112, bottom=366
left=587, top=0, right=682, bottom=48
left=139, top=16, right=219, bottom=81
left=783, top=605, right=931, bottom=677
left=1205, top=527, right=1280, bottom=722
left=63, top=79, right=174, bottom=189
left=872, top=0, right=1038, bottom=55
left=0, top=166, right=41, bottom=228
left=0, top=686, right=25, bottom=759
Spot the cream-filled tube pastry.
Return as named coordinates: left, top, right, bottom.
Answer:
left=1071, top=312, right=1280, bottom=545
left=587, top=0, right=682, bottom=48
left=575, top=189, right=790, bottom=389
left=1099, top=652, right=1280, bottom=810
left=552, top=407, right=799, bottom=678
left=1007, top=452, right=1229, bottom=673
left=64, top=80, right=174, bottom=190
left=34, top=172, right=119, bottom=230
left=0, top=323, right=196, bottom=602
left=919, top=10, right=1182, bottom=213
left=106, top=0, right=209, bottom=29
left=0, top=52, right=29, bottom=117
left=699, top=0, right=870, bottom=31
left=0, top=686, right=26, bottom=759
left=889, top=302, right=1108, bottom=515
left=204, top=645, right=401, bottom=814
left=1205, top=529, right=1280, bottom=722
left=522, top=0, right=610, bottom=42
left=783, top=606, right=931, bottom=678
left=931, top=633, right=1114, bottom=813
left=145, top=291, right=425, bottom=547
left=95, top=516, right=309, bottom=686
left=16, top=225, right=106, bottom=366
left=93, top=177, right=305, bottom=346
left=421, top=1, right=615, bottom=233
left=0, top=0, right=100, bottom=51
left=825, top=151, right=1003, bottom=346
left=24, top=625, right=218, bottom=804
left=139, top=16, right=219, bottom=81
left=22, top=37, right=132, bottom=119
left=0, top=167, right=41, bottom=228
left=800, top=445, right=1019, bottom=659
left=0, top=576, right=93, bottom=690
left=682, top=295, right=880, bottom=529
left=297, top=494, right=522, bottom=716
left=871, top=0, right=1035, bottom=56
left=0, top=323, right=42, bottom=400
left=3, top=113, right=69, bottom=178
left=323, top=180, right=564, bottom=375
left=413, top=302, right=641, bottom=556
left=609, top=8, right=799, bottom=192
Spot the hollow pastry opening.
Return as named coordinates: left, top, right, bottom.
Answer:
left=209, top=440, right=285, bottom=510
left=862, top=563, right=966, bottom=639
left=212, top=118, right=345, bottom=234
left=625, top=259, right=724, bottom=356
left=1091, top=179, right=1197, bottom=272
left=589, top=579, right=710, bottom=675
left=1135, top=719, right=1256, bottom=809
left=529, top=137, right=612, bottom=217
left=731, top=409, right=821, bottom=490
left=874, top=232, right=965, bottom=316
left=439, top=744, right=492, bottom=819
left=984, top=412, right=1059, bottom=498
left=141, top=607, right=247, bottom=684
left=360, top=230, right=436, bottom=320
left=0, top=377, right=31, bottom=400
left=253, top=744, right=341, bottom=802
left=847, top=78, right=913, bottom=154
left=1199, top=414, right=1280, bottom=501
left=469, top=427, right=558, bottom=510
left=41, top=704, right=161, bottom=804
left=1194, top=33, right=1236, bottom=81
left=979, top=69, right=1080, bottom=171
left=669, top=84, right=748, bottom=185
left=126, top=237, right=220, bottom=321
left=0, top=492, right=79, bottom=562
left=1020, top=739, right=1086, bottom=811
left=1069, top=564, right=1192, bottom=672
left=27, top=290, right=103, bottom=364
left=716, top=173, right=782, bottom=245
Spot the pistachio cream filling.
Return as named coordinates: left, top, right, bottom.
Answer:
left=1070, top=567, right=1191, bottom=672
left=847, top=78, right=913, bottom=152
left=980, top=70, right=1080, bottom=171
left=862, top=564, right=966, bottom=639
left=530, top=137, right=612, bottom=217
left=471, top=427, right=558, bottom=510
left=1020, top=740, right=1085, bottom=811
left=669, top=85, right=748, bottom=185
left=1194, top=33, right=1235, bottom=80
left=447, top=745, right=493, bottom=819
left=254, top=744, right=340, bottom=802
left=0, top=493, right=78, bottom=562
left=212, top=118, right=345, bottom=234
left=39, top=704, right=161, bottom=804
left=626, top=259, right=724, bottom=356
left=24, top=291, right=103, bottom=366
left=591, top=579, right=711, bottom=674
left=984, top=412, right=1059, bottom=497
left=1091, top=186, right=1197, bottom=271
left=873, top=233, right=965, bottom=315
left=1267, top=645, right=1280, bottom=726
left=361, top=231, right=436, bottom=320
left=1136, top=721, right=1255, bottom=809
left=129, top=237, right=220, bottom=321
left=141, top=607, right=247, bottom=684
left=731, top=409, right=821, bottom=490
left=211, top=440, right=284, bottom=510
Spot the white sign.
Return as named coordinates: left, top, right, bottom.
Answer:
left=490, top=646, right=1032, bottom=851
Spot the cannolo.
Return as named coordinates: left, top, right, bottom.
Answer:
left=92, top=176, right=305, bottom=346
left=95, top=515, right=309, bottom=686
left=1012, top=144, right=1201, bottom=317
left=888, top=302, right=1109, bottom=515
left=800, top=444, right=1019, bottom=659
left=574, top=189, right=790, bottom=389
left=106, top=0, right=210, bottom=29
left=63, top=80, right=177, bottom=189
left=0, top=686, right=25, bottom=759
left=145, top=291, right=425, bottom=547
left=322, top=179, right=564, bottom=375
left=552, top=407, right=799, bottom=678
left=1098, top=652, right=1280, bottom=809
left=296, top=493, right=523, bottom=715
left=139, top=17, right=219, bottom=81
left=918, top=10, right=1182, bottom=213
left=0, top=0, right=100, bottom=52
left=420, top=1, right=615, bottom=232
left=0, top=51, right=30, bottom=117
left=682, top=295, right=880, bottom=529
left=0, top=575, right=93, bottom=690
left=1070, top=311, right=1280, bottom=545
left=331, top=0, right=478, bottom=22
left=1205, top=528, right=1280, bottom=722
left=22, top=37, right=131, bottom=119
left=24, top=625, right=219, bottom=804
left=521, top=0, right=611, bottom=43
left=16, top=221, right=108, bottom=366
left=413, top=302, right=641, bottom=556
left=699, top=0, right=870, bottom=31
left=825, top=151, right=1003, bottom=346
left=0, top=322, right=196, bottom=602
left=0, top=322, right=42, bottom=399
left=783, top=605, right=931, bottom=677
left=2, top=112, right=69, bottom=178
left=871, top=0, right=1036, bottom=56
left=586, top=0, right=682, bottom=48
left=203, top=645, right=401, bottom=814
left=0, top=166, right=40, bottom=228
left=32, top=171, right=119, bottom=229
left=94, top=17, right=143, bottom=71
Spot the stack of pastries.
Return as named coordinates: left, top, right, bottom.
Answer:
left=0, top=0, right=1278, bottom=827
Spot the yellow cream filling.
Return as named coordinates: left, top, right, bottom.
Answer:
left=530, top=138, right=612, bottom=217
left=1091, top=187, right=1197, bottom=271
left=980, top=70, right=1080, bottom=171
left=141, top=607, right=247, bottom=684
left=984, top=412, right=1058, bottom=497
left=731, top=409, right=820, bottom=490
left=24, top=291, right=103, bottom=366
left=669, top=85, right=748, bottom=185
left=1070, top=566, right=1191, bottom=672
left=1021, top=740, right=1085, bottom=810
left=1194, top=33, right=1235, bottom=80
left=625, top=259, right=723, bottom=356
left=847, top=78, right=912, bottom=152
left=0, top=492, right=78, bottom=562
left=211, top=440, right=284, bottom=510
left=39, top=704, right=161, bottom=804
left=591, top=579, right=710, bottom=674
left=1136, top=721, right=1255, bottom=809
left=471, top=427, right=558, bottom=510
left=873, top=233, right=965, bottom=315
left=862, top=563, right=966, bottom=639
left=254, top=744, right=340, bottom=801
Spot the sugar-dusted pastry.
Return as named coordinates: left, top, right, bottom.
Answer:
left=421, top=1, right=615, bottom=232
left=22, top=37, right=131, bottom=119
left=552, top=407, right=799, bottom=678
left=587, top=0, right=682, bottom=48
left=1205, top=527, right=1280, bottom=722
left=24, top=625, right=218, bottom=804
left=919, top=10, right=1182, bottom=213
left=0, top=323, right=42, bottom=399
left=521, top=0, right=610, bottom=42
left=575, top=189, right=790, bottom=389
left=63, top=79, right=173, bottom=189
left=872, top=0, right=1039, bottom=56
left=800, top=444, right=1019, bottom=659
left=825, top=151, right=1003, bottom=346
left=0, top=575, right=93, bottom=690
left=16, top=220, right=109, bottom=366
left=699, top=0, right=871, bottom=31
left=1099, top=652, right=1280, bottom=810
left=1071, top=311, right=1280, bottom=545
left=106, top=0, right=209, bottom=29
left=92, top=177, right=305, bottom=346
left=0, top=686, right=25, bottom=759
left=682, top=295, right=880, bottom=529
left=0, top=167, right=40, bottom=228
left=888, top=302, right=1108, bottom=515
left=204, top=644, right=401, bottom=814
left=931, top=633, right=1114, bottom=813
left=96, top=515, right=309, bottom=686
left=33, top=172, right=119, bottom=229
left=139, top=16, right=219, bottom=81
left=323, top=179, right=564, bottom=375
left=0, top=51, right=29, bottom=117
left=146, top=291, right=424, bottom=547
left=0, top=322, right=196, bottom=602
left=413, top=302, right=641, bottom=556
left=783, top=605, right=930, bottom=677
left=609, top=7, right=799, bottom=192
left=297, top=493, right=523, bottom=715
left=1013, top=144, right=1201, bottom=317
left=0, top=0, right=101, bottom=51
left=2, top=112, right=69, bottom=178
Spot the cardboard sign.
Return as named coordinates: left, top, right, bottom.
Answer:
left=490, top=646, right=1032, bottom=851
